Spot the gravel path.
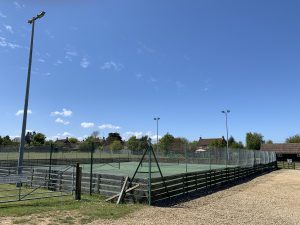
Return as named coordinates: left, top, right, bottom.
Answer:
left=92, top=170, right=300, bottom=225
left=1, top=169, right=299, bottom=225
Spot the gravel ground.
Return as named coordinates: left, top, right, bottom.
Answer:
left=92, top=169, right=300, bottom=225
left=1, top=169, right=300, bottom=225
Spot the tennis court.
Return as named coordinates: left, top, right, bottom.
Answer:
left=79, top=161, right=236, bottom=178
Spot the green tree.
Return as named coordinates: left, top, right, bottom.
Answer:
left=171, top=137, right=188, bottom=152
left=230, top=141, right=244, bottom=149
left=109, top=140, right=123, bottom=151
left=246, top=132, right=264, bottom=150
left=0, top=136, right=2, bottom=145
left=79, top=141, right=92, bottom=152
left=266, top=140, right=273, bottom=144
left=2, top=135, right=13, bottom=145
left=188, top=140, right=198, bottom=151
left=209, top=139, right=226, bottom=148
left=159, top=133, right=175, bottom=153
left=33, top=133, right=46, bottom=145
left=69, top=137, right=78, bottom=144
left=286, top=135, right=300, bottom=143
left=106, top=133, right=123, bottom=145
left=228, top=136, right=244, bottom=149
left=126, top=136, right=139, bottom=150
left=138, top=136, right=151, bottom=150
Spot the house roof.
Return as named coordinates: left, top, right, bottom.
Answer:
left=261, top=143, right=300, bottom=154
left=197, top=137, right=224, bottom=147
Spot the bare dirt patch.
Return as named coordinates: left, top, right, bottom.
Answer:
left=1, top=170, right=299, bottom=225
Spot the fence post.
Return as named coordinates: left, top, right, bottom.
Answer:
left=75, top=163, right=82, bottom=200
left=90, top=142, right=94, bottom=195
left=96, top=174, right=101, bottom=194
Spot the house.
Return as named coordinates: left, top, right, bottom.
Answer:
left=197, top=136, right=226, bottom=150
left=261, top=143, right=300, bottom=162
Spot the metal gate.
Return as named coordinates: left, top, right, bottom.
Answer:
left=0, top=165, right=76, bottom=203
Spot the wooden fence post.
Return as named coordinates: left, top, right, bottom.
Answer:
left=75, top=163, right=82, bottom=200
left=96, top=174, right=101, bottom=194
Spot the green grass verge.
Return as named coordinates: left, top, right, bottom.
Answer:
left=0, top=194, right=142, bottom=223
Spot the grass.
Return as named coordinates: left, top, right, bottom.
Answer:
left=0, top=194, right=142, bottom=224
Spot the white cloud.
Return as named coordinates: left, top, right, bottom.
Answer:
left=123, top=131, right=143, bottom=140
left=3, top=25, right=13, bottom=33
left=64, top=44, right=78, bottom=61
left=16, top=109, right=32, bottom=116
left=80, top=57, right=90, bottom=68
left=37, top=58, right=45, bottom=63
left=0, top=36, right=21, bottom=49
left=98, top=124, right=121, bottom=130
left=50, top=132, right=72, bottom=140
left=62, top=132, right=72, bottom=136
left=51, top=108, right=72, bottom=117
left=137, top=41, right=155, bottom=54
left=81, top=122, right=94, bottom=128
left=55, top=118, right=70, bottom=125
left=0, top=12, right=7, bottom=18
left=151, top=135, right=162, bottom=143
left=54, top=59, right=63, bottom=66
left=13, top=1, right=25, bottom=8
left=100, top=61, right=123, bottom=71
left=122, top=131, right=161, bottom=142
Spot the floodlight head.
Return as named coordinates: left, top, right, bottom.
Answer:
left=28, top=11, right=46, bottom=24
left=221, top=111, right=225, bottom=113
left=37, top=11, right=46, bottom=19
left=227, top=110, right=230, bottom=113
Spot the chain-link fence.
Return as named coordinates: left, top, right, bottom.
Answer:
left=0, top=144, right=276, bottom=178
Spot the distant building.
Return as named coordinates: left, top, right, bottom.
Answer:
left=261, top=143, right=300, bottom=162
left=197, top=136, right=226, bottom=150
left=12, top=137, right=21, bottom=143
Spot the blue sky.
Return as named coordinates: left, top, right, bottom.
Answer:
left=1, top=0, right=300, bottom=143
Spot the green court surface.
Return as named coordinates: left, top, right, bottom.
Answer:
left=80, top=162, right=231, bottom=178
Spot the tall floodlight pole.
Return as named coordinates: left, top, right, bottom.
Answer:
left=17, top=11, right=46, bottom=175
left=221, top=110, right=230, bottom=165
left=154, top=117, right=160, bottom=155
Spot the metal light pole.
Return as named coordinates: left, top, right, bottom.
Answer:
left=17, top=11, right=46, bottom=175
left=221, top=110, right=230, bottom=165
left=154, top=117, right=160, bottom=155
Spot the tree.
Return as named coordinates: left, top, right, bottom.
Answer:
left=126, top=136, right=139, bottom=150
left=228, top=136, right=244, bottom=149
left=0, top=136, right=2, bottom=145
left=230, top=141, right=244, bottom=149
left=246, top=132, right=264, bottom=150
left=25, top=132, right=33, bottom=145
left=106, top=133, right=123, bottom=145
left=188, top=140, right=198, bottom=151
left=159, top=133, right=175, bottom=153
left=138, top=136, right=151, bottom=150
left=69, top=137, right=78, bottom=144
left=286, top=135, right=300, bottom=143
left=2, top=135, right=13, bottom=145
left=109, top=140, right=123, bottom=151
left=266, top=140, right=273, bottom=144
left=33, top=133, right=46, bottom=145
left=209, top=139, right=226, bottom=148
left=171, top=138, right=188, bottom=152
